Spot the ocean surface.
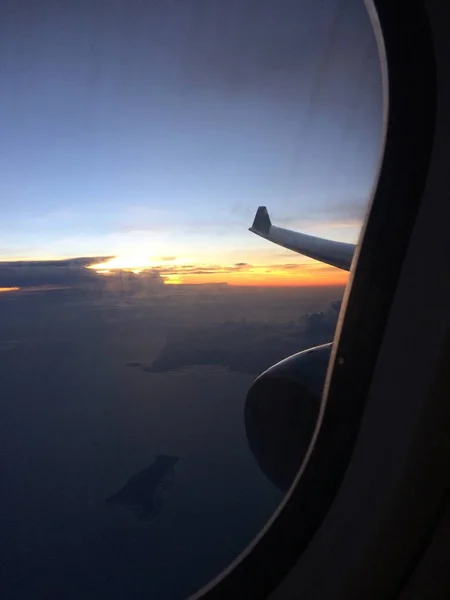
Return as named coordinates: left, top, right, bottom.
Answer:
left=0, top=284, right=343, bottom=599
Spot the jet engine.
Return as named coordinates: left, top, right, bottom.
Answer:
left=244, top=343, right=332, bottom=492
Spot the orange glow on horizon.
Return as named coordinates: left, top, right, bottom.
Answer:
left=0, top=287, right=20, bottom=293
left=171, top=270, right=348, bottom=287
left=88, top=257, right=349, bottom=287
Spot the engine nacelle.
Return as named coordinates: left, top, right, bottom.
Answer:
left=245, top=343, right=332, bottom=492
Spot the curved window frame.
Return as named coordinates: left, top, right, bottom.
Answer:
left=191, top=0, right=437, bottom=598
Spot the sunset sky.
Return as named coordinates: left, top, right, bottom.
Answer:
left=0, top=0, right=383, bottom=286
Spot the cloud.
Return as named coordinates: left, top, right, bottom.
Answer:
left=0, top=257, right=166, bottom=290
left=146, top=262, right=338, bottom=276
left=145, top=300, right=342, bottom=375
left=0, top=257, right=112, bottom=268
left=100, top=260, right=348, bottom=286
left=278, top=264, right=302, bottom=270
left=0, top=254, right=346, bottom=291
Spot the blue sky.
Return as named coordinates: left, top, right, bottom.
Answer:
left=0, top=0, right=383, bottom=279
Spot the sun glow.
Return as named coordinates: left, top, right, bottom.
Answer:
left=88, top=255, right=190, bottom=272
left=0, top=287, right=20, bottom=293
left=88, top=255, right=154, bottom=271
left=165, top=274, right=184, bottom=285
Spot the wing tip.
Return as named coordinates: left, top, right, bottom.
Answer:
left=250, top=206, right=271, bottom=235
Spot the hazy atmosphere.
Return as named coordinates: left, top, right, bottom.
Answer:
left=0, top=0, right=383, bottom=598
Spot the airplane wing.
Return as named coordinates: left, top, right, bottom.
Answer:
left=249, top=206, right=355, bottom=271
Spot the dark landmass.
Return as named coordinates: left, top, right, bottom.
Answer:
left=106, top=455, right=179, bottom=521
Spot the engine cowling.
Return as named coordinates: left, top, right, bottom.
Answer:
left=244, top=343, right=332, bottom=492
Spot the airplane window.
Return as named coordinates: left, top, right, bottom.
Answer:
left=0, top=1, right=383, bottom=599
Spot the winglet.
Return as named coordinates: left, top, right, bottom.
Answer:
left=250, top=206, right=271, bottom=235
left=248, top=206, right=355, bottom=271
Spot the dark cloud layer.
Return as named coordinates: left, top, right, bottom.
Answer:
left=147, top=300, right=341, bottom=375
left=0, top=257, right=112, bottom=268
left=0, top=263, right=99, bottom=288
left=0, top=257, right=166, bottom=289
